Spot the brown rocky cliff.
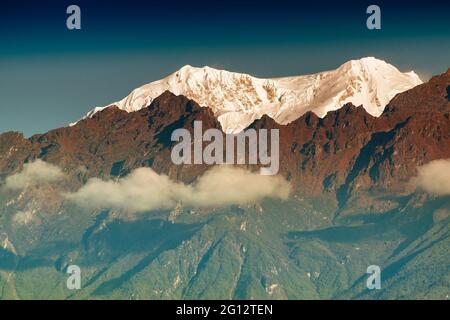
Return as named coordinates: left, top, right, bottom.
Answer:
left=0, top=70, right=449, bottom=215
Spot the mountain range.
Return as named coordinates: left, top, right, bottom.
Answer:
left=75, top=57, right=422, bottom=133
left=0, top=58, right=449, bottom=299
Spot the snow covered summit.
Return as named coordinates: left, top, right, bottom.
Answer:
left=78, top=57, right=422, bottom=133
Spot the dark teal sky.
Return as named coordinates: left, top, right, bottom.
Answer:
left=1, top=0, right=449, bottom=136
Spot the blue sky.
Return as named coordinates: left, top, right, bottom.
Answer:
left=0, top=0, right=449, bottom=136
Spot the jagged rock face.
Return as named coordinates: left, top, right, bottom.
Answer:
left=247, top=68, right=449, bottom=212
left=0, top=70, right=449, bottom=215
left=0, top=132, right=36, bottom=178
left=383, top=68, right=450, bottom=122
left=1, top=92, right=222, bottom=184
left=342, top=69, right=450, bottom=211
left=250, top=105, right=379, bottom=198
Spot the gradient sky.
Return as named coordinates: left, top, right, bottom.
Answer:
left=1, top=0, right=449, bottom=137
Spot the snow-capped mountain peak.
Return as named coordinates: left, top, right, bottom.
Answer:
left=76, top=57, right=422, bottom=133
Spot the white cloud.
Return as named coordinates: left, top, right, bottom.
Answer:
left=65, top=167, right=187, bottom=213
left=190, top=166, right=291, bottom=207
left=3, top=160, right=65, bottom=191
left=65, top=166, right=291, bottom=213
left=411, top=159, right=450, bottom=196
left=12, top=210, right=35, bottom=225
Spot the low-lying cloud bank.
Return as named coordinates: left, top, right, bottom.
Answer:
left=3, top=160, right=65, bottom=191
left=411, top=159, right=450, bottom=196
left=65, top=166, right=291, bottom=213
